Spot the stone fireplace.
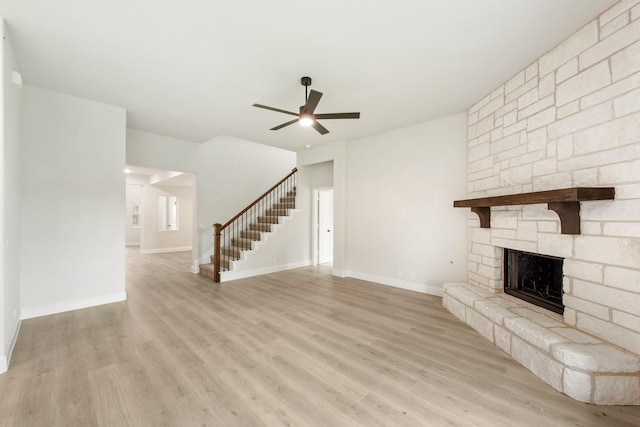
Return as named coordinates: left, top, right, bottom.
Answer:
left=443, top=0, right=640, bottom=405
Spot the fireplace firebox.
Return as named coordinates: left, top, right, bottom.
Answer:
left=504, top=249, right=564, bottom=314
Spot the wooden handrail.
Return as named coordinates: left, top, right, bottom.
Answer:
left=213, top=223, right=222, bottom=282
left=219, top=167, right=297, bottom=230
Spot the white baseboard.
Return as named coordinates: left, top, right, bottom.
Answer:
left=0, top=318, right=22, bottom=374
left=221, top=260, right=311, bottom=282
left=346, top=271, right=444, bottom=297
left=125, top=242, right=140, bottom=247
left=140, top=246, right=192, bottom=255
left=21, top=291, right=128, bottom=320
left=332, top=268, right=348, bottom=278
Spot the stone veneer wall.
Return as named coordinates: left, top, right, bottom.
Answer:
left=465, top=0, right=640, bottom=356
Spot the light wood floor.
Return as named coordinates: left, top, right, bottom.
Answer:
left=2, top=249, right=639, bottom=426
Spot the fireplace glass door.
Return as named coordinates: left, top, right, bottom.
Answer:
left=504, top=249, right=564, bottom=314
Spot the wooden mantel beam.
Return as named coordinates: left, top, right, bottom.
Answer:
left=454, top=187, right=615, bottom=235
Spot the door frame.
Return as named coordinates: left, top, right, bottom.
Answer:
left=312, top=186, right=334, bottom=265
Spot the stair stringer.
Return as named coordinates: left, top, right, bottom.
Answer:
left=220, top=207, right=310, bottom=282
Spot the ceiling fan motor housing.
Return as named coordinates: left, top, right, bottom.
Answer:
left=301, top=76, right=312, bottom=87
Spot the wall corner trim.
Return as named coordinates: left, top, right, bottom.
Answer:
left=0, top=318, right=22, bottom=374
left=332, top=269, right=348, bottom=278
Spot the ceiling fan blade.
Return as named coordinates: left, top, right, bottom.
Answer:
left=253, top=103, right=299, bottom=117
left=270, top=118, right=299, bottom=131
left=303, top=90, right=323, bottom=114
left=314, top=112, right=360, bottom=120
left=311, top=120, right=330, bottom=135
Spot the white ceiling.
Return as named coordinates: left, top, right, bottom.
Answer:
left=1, top=0, right=618, bottom=152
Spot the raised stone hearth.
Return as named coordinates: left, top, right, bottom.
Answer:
left=443, top=283, right=640, bottom=405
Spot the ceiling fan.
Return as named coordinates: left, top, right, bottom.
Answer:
left=253, top=76, right=360, bottom=135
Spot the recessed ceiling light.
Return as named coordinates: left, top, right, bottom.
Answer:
left=124, top=168, right=131, bottom=174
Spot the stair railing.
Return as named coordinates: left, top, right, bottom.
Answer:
left=213, top=168, right=297, bottom=282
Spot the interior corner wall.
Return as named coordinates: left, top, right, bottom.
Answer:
left=345, top=113, right=469, bottom=296
left=0, top=19, right=22, bottom=373
left=20, top=85, right=127, bottom=319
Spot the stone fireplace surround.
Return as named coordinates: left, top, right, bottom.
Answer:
left=443, top=0, right=640, bottom=405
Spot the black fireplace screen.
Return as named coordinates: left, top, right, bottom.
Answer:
left=504, top=249, right=564, bottom=314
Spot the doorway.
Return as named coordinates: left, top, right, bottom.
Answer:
left=124, top=165, right=198, bottom=273
left=315, top=188, right=334, bottom=266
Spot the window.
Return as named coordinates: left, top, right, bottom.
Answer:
left=131, top=203, right=141, bottom=228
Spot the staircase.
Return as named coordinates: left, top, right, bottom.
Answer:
left=199, top=168, right=297, bottom=282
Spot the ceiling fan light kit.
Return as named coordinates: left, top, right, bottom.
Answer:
left=299, top=114, right=314, bottom=127
left=253, top=76, right=360, bottom=135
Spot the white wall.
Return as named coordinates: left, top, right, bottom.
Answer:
left=0, top=19, right=22, bottom=373
left=126, top=130, right=198, bottom=172
left=125, top=183, right=142, bottom=246
left=298, top=116, right=468, bottom=295
left=140, top=184, right=193, bottom=253
left=20, top=86, right=127, bottom=319
left=345, top=113, right=469, bottom=295
left=126, top=130, right=297, bottom=269
left=306, top=161, right=333, bottom=188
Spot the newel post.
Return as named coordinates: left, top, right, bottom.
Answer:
left=213, top=223, right=222, bottom=282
